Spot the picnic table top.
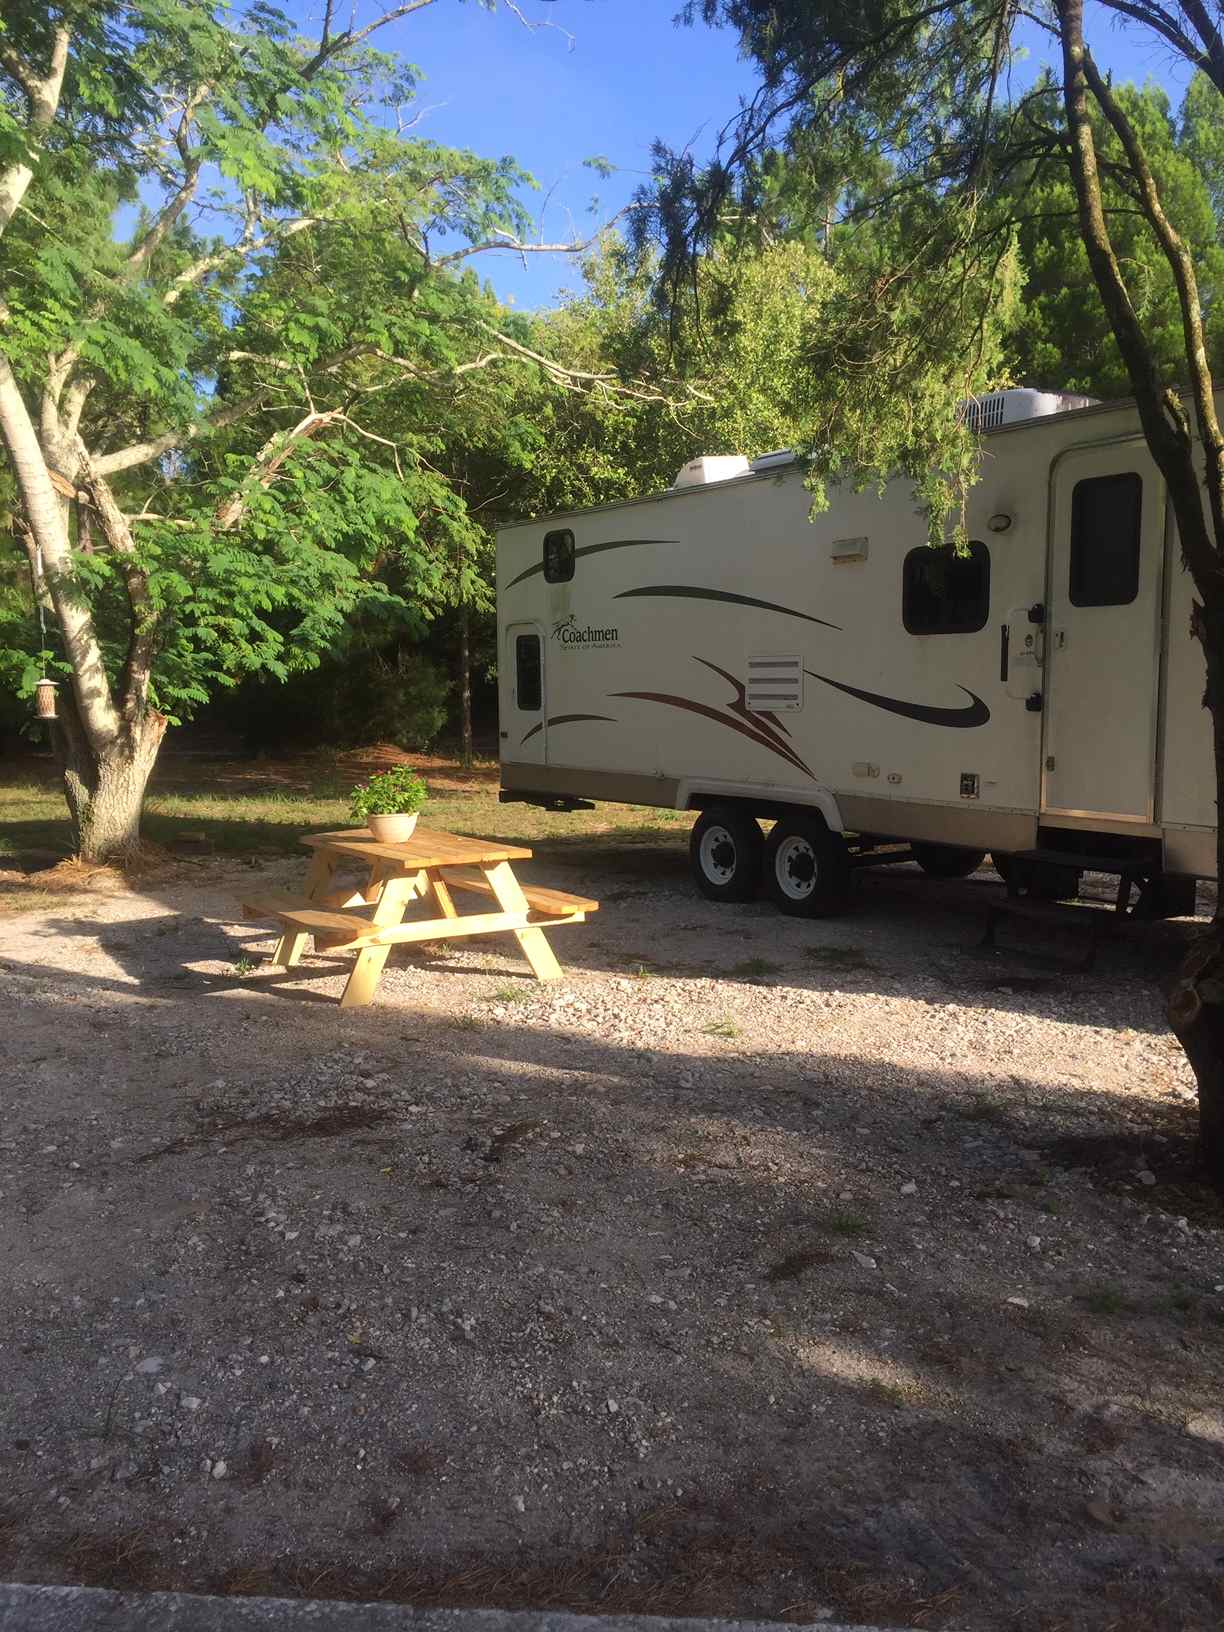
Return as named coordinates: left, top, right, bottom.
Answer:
left=301, top=826, right=534, bottom=870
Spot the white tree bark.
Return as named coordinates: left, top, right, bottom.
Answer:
left=0, top=350, right=121, bottom=751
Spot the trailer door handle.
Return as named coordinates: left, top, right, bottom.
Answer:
left=999, top=622, right=1010, bottom=683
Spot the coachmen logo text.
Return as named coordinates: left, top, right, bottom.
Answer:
left=552, top=613, right=619, bottom=648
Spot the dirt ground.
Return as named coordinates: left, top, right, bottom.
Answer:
left=1, top=834, right=1223, bottom=1632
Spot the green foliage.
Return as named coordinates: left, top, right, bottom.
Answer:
left=349, top=765, right=427, bottom=822
left=644, top=2, right=1224, bottom=535
left=0, top=0, right=632, bottom=759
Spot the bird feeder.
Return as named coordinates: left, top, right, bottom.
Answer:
left=34, top=678, right=58, bottom=720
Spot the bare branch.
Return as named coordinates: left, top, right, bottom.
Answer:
left=163, top=215, right=318, bottom=306
left=502, top=0, right=576, bottom=48
left=431, top=204, right=647, bottom=269
left=93, top=389, right=271, bottom=477
left=214, top=408, right=345, bottom=531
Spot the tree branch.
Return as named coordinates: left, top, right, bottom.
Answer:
left=1082, top=49, right=1224, bottom=552
left=76, top=445, right=159, bottom=722
left=0, top=348, right=121, bottom=750
left=93, top=389, right=271, bottom=477
left=163, top=215, right=318, bottom=306
left=0, top=23, right=70, bottom=238
left=1055, top=0, right=1216, bottom=586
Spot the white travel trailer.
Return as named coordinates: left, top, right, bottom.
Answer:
left=495, top=389, right=1216, bottom=916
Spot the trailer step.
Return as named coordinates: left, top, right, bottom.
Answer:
left=1008, top=847, right=1153, bottom=878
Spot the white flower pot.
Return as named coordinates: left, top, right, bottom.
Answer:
left=368, top=812, right=419, bottom=844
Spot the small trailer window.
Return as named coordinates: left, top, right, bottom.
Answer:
left=1069, top=473, right=1142, bottom=606
left=543, top=529, right=575, bottom=583
left=903, top=541, right=990, bottom=634
left=515, top=633, right=542, bottom=711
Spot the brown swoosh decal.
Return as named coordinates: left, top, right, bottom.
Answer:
left=613, top=659, right=815, bottom=779
left=615, top=585, right=841, bottom=630
left=505, top=539, right=676, bottom=591
left=694, top=657, right=797, bottom=754
left=806, top=672, right=990, bottom=728
left=520, top=712, right=618, bottom=746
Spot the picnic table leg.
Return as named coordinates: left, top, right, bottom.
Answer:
left=482, top=859, right=564, bottom=982
left=339, top=872, right=420, bottom=1009
left=273, top=850, right=336, bottom=968
left=428, top=870, right=460, bottom=921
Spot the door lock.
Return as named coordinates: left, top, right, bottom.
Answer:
left=1025, top=691, right=1043, bottom=712
left=1045, top=755, right=1056, bottom=772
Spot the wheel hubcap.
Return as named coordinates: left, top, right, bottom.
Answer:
left=776, top=834, right=817, bottom=899
left=700, top=826, right=737, bottom=884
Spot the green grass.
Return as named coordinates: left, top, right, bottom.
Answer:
left=489, top=984, right=532, bottom=1005
left=0, top=755, right=695, bottom=914
left=819, top=1208, right=871, bottom=1238
left=1077, top=1286, right=1137, bottom=1317
left=732, top=957, right=782, bottom=977
left=701, top=1017, right=742, bottom=1039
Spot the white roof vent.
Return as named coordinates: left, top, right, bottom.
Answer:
left=749, top=449, right=796, bottom=473
left=963, top=387, right=1097, bottom=433
left=672, top=454, right=752, bottom=488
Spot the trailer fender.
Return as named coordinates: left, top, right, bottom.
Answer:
left=675, top=780, right=846, bottom=835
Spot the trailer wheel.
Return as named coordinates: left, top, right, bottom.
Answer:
left=913, top=843, right=987, bottom=879
left=764, top=816, right=851, bottom=917
left=689, top=807, right=764, bottom=902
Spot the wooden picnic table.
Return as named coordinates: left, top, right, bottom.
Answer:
left=242, top=826, right=598, bottom=1008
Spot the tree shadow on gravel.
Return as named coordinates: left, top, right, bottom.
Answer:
left=11, top=841, right=1203, bottom=1045
left=2, top=966, right=1224, bottom=1632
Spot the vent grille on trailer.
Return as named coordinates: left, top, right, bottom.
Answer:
left=964, top=393, right=1007, bottom=432
left=747, top=654, right=803, bottom=713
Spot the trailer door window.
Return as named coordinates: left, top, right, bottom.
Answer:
left=515, top=633, right=542, bottom=711
left=543, top=529, right=575, bottom=583
left=1069, top=473, right=1142, bottom=606
left=903, top=541, right=990, bottom=634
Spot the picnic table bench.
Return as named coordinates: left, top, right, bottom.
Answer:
left=241, top=826, right=598, bottom=1007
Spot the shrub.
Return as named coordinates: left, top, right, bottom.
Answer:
left=349, top=766, right=428, bottom=822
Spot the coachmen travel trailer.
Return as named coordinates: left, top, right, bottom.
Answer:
left=495, top=389, right=1216, bottom=917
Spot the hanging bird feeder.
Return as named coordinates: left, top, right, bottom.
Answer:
left=34, top=678, right=58, bottom=719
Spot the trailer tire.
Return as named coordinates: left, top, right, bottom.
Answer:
left=764, top=816, right=852, bottom=917
left=689, top=807, right=764, bottom=903
left=913, top=843, right=987, bottom=879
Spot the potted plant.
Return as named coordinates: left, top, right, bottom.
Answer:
left=349, top=766, right=428, bottom=844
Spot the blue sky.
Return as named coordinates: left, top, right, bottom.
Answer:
left=301, top=0, right=1192, bottom=311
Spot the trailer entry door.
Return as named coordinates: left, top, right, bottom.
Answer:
left=505, top=622, right=547, bottom=764
left=1044, top=446, right=1163, bottom=822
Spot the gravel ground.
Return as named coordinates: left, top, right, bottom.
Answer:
left=1, top=838, right=1223, bottom=1632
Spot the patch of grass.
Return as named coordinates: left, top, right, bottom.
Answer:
left=958, top=1092, right=1008, bottom=1124
left=732, top=957, right=781, bottom=977
left=0, top=754, right=696, bottom=878
left=701, top=1018, right=742, bottom=1039
left=819, top=1208, right=871, bottom=1238
left=803, top=944, right=877, bottom=972
left=1077, top=1285, right=1137, bottom=1317
left=630, top=965, right=654, bottom=981
left=865, top=1379, right=909, bottom=1409
left=230, top=956, right=257, bottom=976
left=452, top=1014, right=483, bottom=1032
left=489, top=984, right=531, bottom=1005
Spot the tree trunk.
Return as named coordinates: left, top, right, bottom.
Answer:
left=53, top=690, right=167, bottom=862
left=1166, top=609, right=1224, bottom=1187
left=459, top=597, right=473, bottom=770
